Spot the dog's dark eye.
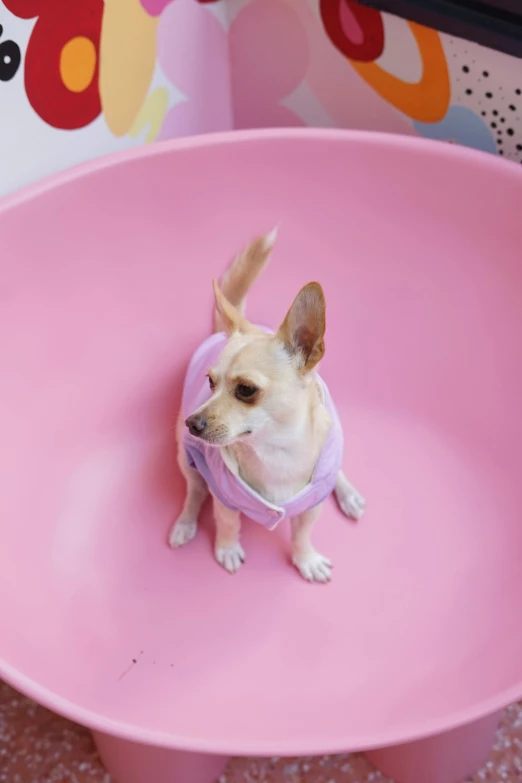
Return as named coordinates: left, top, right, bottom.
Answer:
left=235, top=384, right=258, bottom=401
left=207, top=375, right=216, bottom=391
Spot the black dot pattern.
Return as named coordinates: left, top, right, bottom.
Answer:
left=0, top=24, right=21, bottom=83
left=448, top=44, right=522, bottom=163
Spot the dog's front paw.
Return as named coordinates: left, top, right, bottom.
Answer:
left=169, top=518, right=197, bottom=548
left=293, top=551, right=332, bottom=583
left=336, top=485, right=366, bottom=521
left=215, top=542, right=245, bottom=574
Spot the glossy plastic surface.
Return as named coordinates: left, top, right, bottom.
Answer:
left=1, top=130, right=521, bottom=757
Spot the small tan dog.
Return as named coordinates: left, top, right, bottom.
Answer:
left=169, top=230, right=365, bottom=582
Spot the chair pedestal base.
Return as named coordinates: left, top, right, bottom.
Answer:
left=93, top=731, right=229, bottom=783
left=93, top=709, right=501, bottom=783
left=365, top=711, right=502, bottom=783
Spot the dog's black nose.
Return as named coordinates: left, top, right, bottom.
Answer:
left=186, top=415, right=207, bottom=437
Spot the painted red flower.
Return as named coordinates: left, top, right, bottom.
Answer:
left=4, top=0, right=103, bottom=130
left=320, top=0, right=384, bottom=62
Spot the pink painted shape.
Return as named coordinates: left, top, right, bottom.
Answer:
left=233, top=101, right=304, bottom=132
left=157, top=0, right=232, bottom=137
left=139, top=0, right=172, bottom=17
left=340, top=0, right=364, bottom=45
left=158, top=99, right=231, bottom=140
left=230, top=0, right=308, bottom=129
left=0, top=131, right=522, bottom=761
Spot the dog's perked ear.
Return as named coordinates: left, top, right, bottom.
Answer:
left=277, top=282, right=326, bottom=372
left=213, top=279, right=251, bottom=335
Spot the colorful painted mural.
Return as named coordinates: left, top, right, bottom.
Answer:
left=1, top=0, right=521, bottom=196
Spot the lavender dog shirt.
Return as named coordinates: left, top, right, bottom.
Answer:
left=182, top=331, right=344, bottom=530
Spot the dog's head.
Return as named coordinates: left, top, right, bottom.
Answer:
left=185, top=281, right=326, bottom=446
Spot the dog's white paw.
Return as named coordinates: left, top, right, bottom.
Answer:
left=215, top=542, right=245, bottom=574
left=169, top=518, right=197, bottom=548
left=336, top=486, right=366, bottom=521
left=293, top=551, right=332, bottom=583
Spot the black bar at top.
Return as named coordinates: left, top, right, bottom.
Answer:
left=358, top=0, right=522, bottom=57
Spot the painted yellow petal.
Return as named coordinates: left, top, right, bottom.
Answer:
left=129, top=87, right=169, bottom=143
left=349, top=22, right=450, bottom=123
left=100, top=0, right=159, bottom=137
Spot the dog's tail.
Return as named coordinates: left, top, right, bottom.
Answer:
left=214, top=228, right=277, bottom=333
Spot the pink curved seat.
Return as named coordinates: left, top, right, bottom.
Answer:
left=0, top=130, right=521, bottom=783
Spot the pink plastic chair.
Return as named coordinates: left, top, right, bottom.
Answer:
left=0, top=130, right=521, bottom=783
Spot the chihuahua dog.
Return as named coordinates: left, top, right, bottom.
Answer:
left=169, top=230, right=365, bottom=582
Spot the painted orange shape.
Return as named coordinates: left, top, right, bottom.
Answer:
left=349, top=21, right=450, bottom=123
left=60, top=36, right=97, bottom=93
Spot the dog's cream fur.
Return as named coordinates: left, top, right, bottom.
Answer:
left=169, top=231, right=365, bottom=582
